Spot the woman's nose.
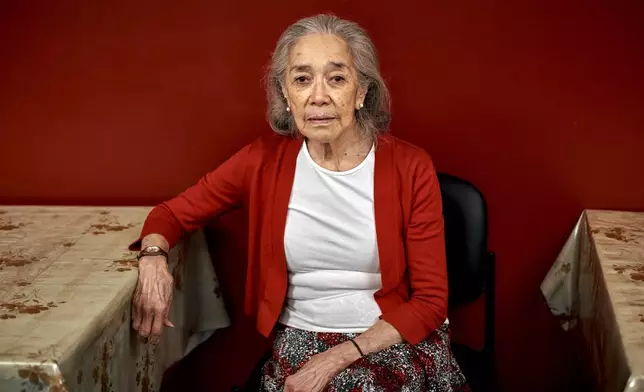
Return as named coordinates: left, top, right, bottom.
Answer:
left=310, top=79, right=330, bottom=105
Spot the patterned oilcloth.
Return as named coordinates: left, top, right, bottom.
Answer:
left=261, top=323, right=470, bottom=391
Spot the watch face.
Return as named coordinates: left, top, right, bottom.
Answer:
left=144, top=246, right=161, bottom=252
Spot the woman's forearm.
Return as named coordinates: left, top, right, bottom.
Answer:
left=353, top=319, right=403, bottom=355
left=328, top=320, right=403, bottom=368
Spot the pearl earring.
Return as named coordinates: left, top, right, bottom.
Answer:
left=359, top=103, right=364, bottom=109
left=286, top=107, right=290, bottom=112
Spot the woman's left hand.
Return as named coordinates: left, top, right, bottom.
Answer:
left=284, top=345, right=355, bottom=392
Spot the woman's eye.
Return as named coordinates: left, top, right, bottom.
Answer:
left=294, top=76, right=309, bottom=84
left=331, top=76, right=346, bottom=83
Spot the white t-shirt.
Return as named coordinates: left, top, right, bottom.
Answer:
left=279, top=142, right=382, bottom=333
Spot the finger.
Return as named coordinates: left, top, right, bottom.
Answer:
left=149, top=309, right=165, bottom=344
left=131, top=303, right=141, bottom=330
left=138, top=306, right=154, bottom=338
left=284, top=378, right=294, bottom=392
left=162, top=303, right=174, bottom=328
left=131, top=288, right=142, bottom=330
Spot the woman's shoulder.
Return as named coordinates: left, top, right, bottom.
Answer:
left=378, top=134, right=436, bottom=168
left=243, top=132, right=299, bottom=157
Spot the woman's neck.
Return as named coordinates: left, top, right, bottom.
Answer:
left=306, top=127, right=373, bottom=172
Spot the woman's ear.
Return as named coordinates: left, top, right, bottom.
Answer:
left=282, top=86, right=291, bottom=111
left=356, top=86, right=367, bottom=110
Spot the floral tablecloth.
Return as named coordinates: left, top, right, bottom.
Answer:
left=541, top=210, right=644, bottom=392
left=0, top=206, right=229, bottom=391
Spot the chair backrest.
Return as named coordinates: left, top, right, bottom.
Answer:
left=437, top=173, right=489, bottom=308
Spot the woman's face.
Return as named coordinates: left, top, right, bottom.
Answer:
left=282, top=34, right=366, bottom=143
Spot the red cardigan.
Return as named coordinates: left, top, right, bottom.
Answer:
left=131, top=133, right=448, bottom=345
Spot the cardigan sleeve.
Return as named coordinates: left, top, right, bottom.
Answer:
left=380, top=153, right=449, bottom=344
left=129, top=143, right=254, bottom=251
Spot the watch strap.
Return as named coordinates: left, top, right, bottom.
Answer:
left=136, top=246, right=169, bottom=261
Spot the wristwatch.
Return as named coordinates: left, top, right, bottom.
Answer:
left=136, top=245, right=169, bottom=261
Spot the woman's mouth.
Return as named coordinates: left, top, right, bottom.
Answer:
left=307, top=115, right=336, bottom=125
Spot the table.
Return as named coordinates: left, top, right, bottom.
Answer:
left=0, top=206, right=230, bottom=391
left=541, top=210, right=644, bottom=392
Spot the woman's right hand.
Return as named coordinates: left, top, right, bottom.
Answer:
left=132, top=255, right=175, bottom=344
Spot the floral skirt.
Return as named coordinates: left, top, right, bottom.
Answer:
left=260, top=323, right=470, bottom=391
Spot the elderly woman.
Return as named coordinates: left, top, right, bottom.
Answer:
left=130, top=14, right=469, bottom=392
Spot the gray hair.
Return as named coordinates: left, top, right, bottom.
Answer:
left=265, top=14, right=391, bottom=138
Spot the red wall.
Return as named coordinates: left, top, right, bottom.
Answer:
left=2, top=1, right=643, bottom=391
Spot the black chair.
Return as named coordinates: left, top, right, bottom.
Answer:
left=236, top=173, right=495, bottom=391
left=438, top=173, right=496, bottom=391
